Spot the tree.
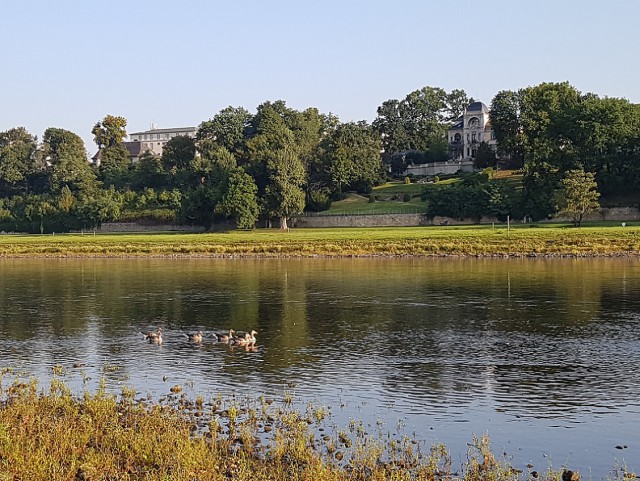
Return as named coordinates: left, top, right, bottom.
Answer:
left=162, top=135, right=197, bottom=171
left=558, top=169, right=600, bottom=227
left=474, top=142, right=496, bottom=169
left=42, top=127, right=98, bottom=194
left=92, top=115, right=127, bottom=149
left=490, top=90, right=525, bottom=164
left=197, top=106, right=252, bottom=155
left=98, top=143, right=131, bottom=188
left=133, top=151, right=166, bottom=189
left=324, top=121, right=383, bottom=195
left=0, top=127, right=37, bottom=195
left=77, top=187, right=124, bottom=229
left=264, top=146, right=306, bottom=229
left=216, top=168, right=259, bottom=229
left=445, top=89, right=472, bottom=121
left=24, top=195, right=55, bottom=234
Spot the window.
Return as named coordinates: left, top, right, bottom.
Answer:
left=143, top=135, right=148, bottom=140
left=157, top=134, right=161, bottom=140
left=472, top=133, right=476, bottom=142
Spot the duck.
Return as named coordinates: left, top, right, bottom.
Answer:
left=213, top=329, right=235, bottom=343
left=184, top=330, right=204, bottom=343
left=142, top=327, right=163, bottom=341
left=142, top=328, right=163, bottom=345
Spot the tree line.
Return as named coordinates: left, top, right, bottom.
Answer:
left=0, top=82, right=638, bottom=232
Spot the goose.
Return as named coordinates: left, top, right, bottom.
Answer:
left=142, top=327, right=163, bottom=341
left=142, top=328, right=163, bottom=345
left=184, top=331, right=204, bottom=343
left=232, top=332, right=253, bottom=346
left=213, top=329, right=235, bottom=343
left=235, top=330, right=257, bottom=346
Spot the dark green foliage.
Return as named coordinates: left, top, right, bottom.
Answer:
left=306, top=188, right=332, bottom=212
left=216, top=168, right=259, bottom=229
left=179, top=186, right=222, bottom=229
left=474, top=142, right=496, bottom=169
left=403, top=192, right=412, bottom=202
left=162, top=136, right=197, bottom=173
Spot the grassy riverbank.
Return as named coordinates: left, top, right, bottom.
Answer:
left=0, top=223, right=639, bottom=257
left=0, top=379, right=628, bottom=481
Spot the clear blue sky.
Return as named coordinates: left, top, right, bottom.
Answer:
left=1, top=0, right=638, bottom=154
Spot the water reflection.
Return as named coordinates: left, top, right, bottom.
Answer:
left=1, top=257, right=639, bottom=473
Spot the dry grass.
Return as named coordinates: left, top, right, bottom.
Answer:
left=0, top=377, right=635, bottom=480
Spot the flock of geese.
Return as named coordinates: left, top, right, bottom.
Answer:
left=141, top=328, right=258, bottom=347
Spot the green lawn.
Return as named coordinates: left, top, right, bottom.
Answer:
left=324, top=193, right=427, bottom=215
left=372, top=181, right=426, bottom=195
left=0, top=223, right=638, bottom=257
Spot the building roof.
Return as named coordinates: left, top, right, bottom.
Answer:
left=467, top=101, right=489, bottom=113
left=124, top=141, right=147, bottom=157
left=129, top=127, right=196, bottom=136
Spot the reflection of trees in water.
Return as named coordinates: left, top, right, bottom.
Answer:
left=2, top=257, right=640, bottom=418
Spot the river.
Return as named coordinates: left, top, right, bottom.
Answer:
left=1, top=257, right=639, bottom=476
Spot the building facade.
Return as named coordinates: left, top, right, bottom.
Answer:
left=447, top=101, right=497, bottom=161
left=128, top=126, right=197, bottom=158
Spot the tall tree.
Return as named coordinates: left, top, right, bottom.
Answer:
left=91, top=115, right=127, bottom=149
left=324, top=121, right=383, bottom=194
left=490, top=90, right=525, bottom=164
left=445, top=89, right=472, bottom=121
left=162, top=135, right=197, bottom=171
left=374, top=86, right=457, bottom=161
left=264, top=145, right=306, bottom=229
left=216, top=168, right=259, bottom=229
left=42, top=128, right=97, bottom=194
left=558, top=169, right=600, bottom=227
left=197, top=106, right=252, bottom=155
left=0, top=127, right=37, bottom=195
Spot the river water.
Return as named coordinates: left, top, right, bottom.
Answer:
left=1, top=257, right=639, bottom=476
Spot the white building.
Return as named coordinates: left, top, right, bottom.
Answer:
left=447, top=101, right=497, bottom=161
left=128, top=126, right=196, bottom=158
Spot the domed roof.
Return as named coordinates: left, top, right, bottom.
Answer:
left=467, top=101, right=488, bottom=113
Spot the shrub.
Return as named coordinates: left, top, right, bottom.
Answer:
left=368, top=194, right=376, bottom=203
left=404, top=176, right=411, bottom=185
left=403, top=192, right=412, bottom=202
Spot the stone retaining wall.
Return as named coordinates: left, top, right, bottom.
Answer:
left=99, top=207, right=640, bottom=232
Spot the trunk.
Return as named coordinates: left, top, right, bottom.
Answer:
left=280, top=216, right=289, bottom=230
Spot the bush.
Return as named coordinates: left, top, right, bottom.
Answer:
left=404, top=176, right=411, bottom=185
left=403, top=192, right=412, bottom=202
left=368, top=194, right=376, bottom=203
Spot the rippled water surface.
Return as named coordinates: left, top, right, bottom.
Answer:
left=1, top=257, right=640, bottom=475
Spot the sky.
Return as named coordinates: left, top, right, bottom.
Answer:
left=1, top=0, right=639, bottom=155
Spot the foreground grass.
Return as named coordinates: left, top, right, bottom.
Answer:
left=0, top=224, right=639, bottom=258
left=1, top=378, right=631, bottom=481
